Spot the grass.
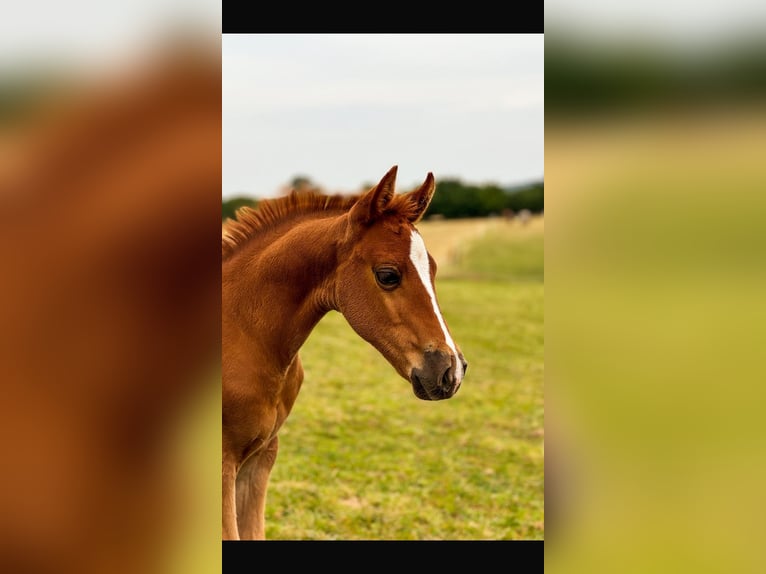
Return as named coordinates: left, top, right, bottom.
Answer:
left=265, top=216, right=544, bottom=540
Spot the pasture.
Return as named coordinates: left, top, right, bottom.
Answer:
left=263, top=215, right=544, bottom=540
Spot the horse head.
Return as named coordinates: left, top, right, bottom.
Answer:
left=335, top=166, right=467, bottom=400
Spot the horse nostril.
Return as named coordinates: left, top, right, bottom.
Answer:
left=461, top=358, right=468, bottom=375
left=441, top=366, right=452, bottom=388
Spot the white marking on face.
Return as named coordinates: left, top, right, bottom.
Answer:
left=409, top=229, right=463, bottom=383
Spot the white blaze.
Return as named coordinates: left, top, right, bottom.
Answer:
left=409, top=229, right=463, bottom=382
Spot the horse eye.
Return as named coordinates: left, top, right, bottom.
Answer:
left=375, top=269, right=400, bottom=288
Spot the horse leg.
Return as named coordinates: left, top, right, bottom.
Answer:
left=222, top=452, right=240, bottom=540
left=236, top=435, right=279, bottom=540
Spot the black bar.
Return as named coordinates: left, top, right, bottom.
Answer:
left=223, top=540, right=543, bottom=571
left=222, top=4, right=544, bottom=35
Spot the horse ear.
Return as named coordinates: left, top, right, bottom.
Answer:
left=350, top=165, right=398, bottom=226
left=404, top=172, right=435, bottom=223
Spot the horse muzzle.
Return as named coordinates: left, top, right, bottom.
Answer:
left=409, top=349, right=467, bottom=401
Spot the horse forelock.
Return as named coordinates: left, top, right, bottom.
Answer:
left=380, top=193, right=425, bottom=224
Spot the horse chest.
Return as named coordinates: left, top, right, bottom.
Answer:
left=234, top=355, right=304, bottom=459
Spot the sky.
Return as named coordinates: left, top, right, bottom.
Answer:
left=222, top=34, right=544, bottom=199
left=545, top=0, right=766, bottom=45
left=0, top=0, right=220, bottom=69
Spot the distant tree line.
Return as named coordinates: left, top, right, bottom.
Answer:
left=424, top=179, right=543, bottom=219
left=546, top=33, right=766, bottom=116
left=222, top=178, right=543, bottom=222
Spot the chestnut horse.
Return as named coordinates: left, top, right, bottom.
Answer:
left=222, top=166, right=467, bottom=540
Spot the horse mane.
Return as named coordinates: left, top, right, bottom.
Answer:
left=222, top=189, right=422, bottom=261
left=221, top=191, right=354, bottom=261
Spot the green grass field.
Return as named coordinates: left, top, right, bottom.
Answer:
left=264, top=216, right=545, bottom=540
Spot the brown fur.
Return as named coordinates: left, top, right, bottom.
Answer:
left=0, top=44, right=221, bottom=573
left=222, top=188, right=429, bottom=261
left=222, top=165, right=467, bottom=540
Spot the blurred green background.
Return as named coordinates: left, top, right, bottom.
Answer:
left=546, top=11, right=766, bottom=573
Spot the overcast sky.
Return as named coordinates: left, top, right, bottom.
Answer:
left=223, top=34, right=544, bottom=199
left=545, top=0, right=766, bottom=45
left=0, top=0, right=219, bottom=69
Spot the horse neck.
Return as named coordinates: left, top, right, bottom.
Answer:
left=222, top=214, right=344, bottom=371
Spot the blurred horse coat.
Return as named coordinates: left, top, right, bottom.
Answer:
left=0, top=42, right=221, bottom=574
